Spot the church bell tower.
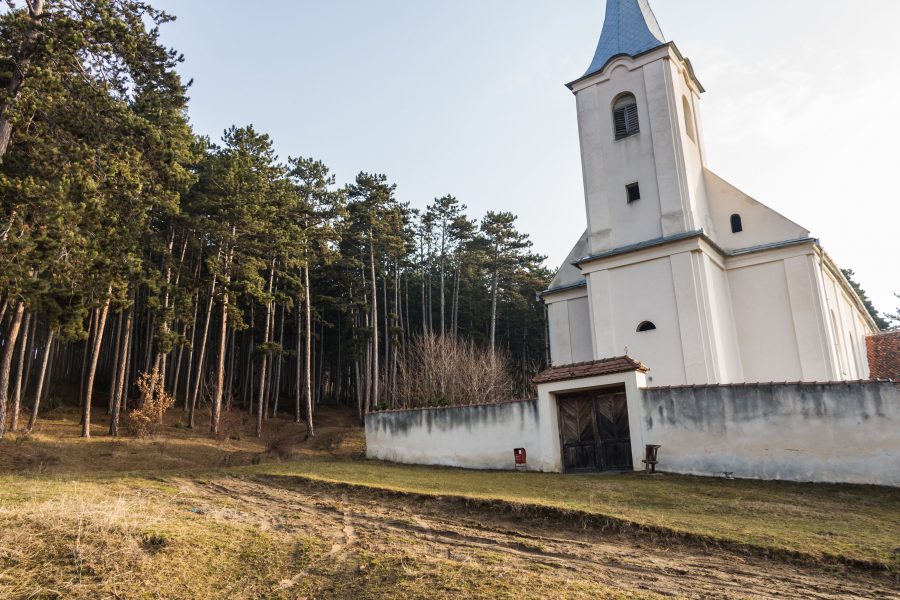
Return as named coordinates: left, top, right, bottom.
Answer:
left=568, top=0, right=712, bottom=255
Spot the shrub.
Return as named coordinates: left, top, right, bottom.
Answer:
left=265, top=435, right=295, bottom=460
left=215, top=409, right=245, bottom=442
left=392, top=332, right=515, bottom=409
left=124, top=369, right=174, bottom=438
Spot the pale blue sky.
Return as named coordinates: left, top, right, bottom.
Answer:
left=152, top=0, right=899, bottom=314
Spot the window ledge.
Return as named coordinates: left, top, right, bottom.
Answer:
left=615, top=132, right=640, bottom=141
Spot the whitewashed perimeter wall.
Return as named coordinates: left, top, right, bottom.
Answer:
left=365, top=400, right=553, bottom=472
left=640, top=381, right=900, bottom=486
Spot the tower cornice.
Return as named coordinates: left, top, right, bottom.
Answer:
left=566, top=42, right=704, bottom=93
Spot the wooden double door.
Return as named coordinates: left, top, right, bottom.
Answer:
left=558, top=389, right=633, bottom=473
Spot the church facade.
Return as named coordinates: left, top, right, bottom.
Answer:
left=543, top=0, right=877, bottom=386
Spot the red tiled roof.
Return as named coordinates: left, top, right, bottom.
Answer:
left=532, top=356, right=649, bottom=385
left=867, top=331, right=900, bottom=381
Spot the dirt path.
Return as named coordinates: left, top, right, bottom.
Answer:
left=175, top=475, right=898, bottom=599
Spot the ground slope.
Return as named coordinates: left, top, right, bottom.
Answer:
left=0, top=405, right=897, bottom=598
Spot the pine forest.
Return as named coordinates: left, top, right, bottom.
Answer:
left=0, top=0, right=551, bottom=440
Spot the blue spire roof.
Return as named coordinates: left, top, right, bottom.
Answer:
left=584, top=0, right=666, bottom=77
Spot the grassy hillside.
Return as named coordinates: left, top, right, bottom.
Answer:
left=0, top=405, right=897, bottom=598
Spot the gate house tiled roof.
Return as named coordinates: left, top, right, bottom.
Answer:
left=532, top=356, right=649, bottom=385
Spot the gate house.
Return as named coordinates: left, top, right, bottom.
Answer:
left=532, top=357, right=649, bottom=474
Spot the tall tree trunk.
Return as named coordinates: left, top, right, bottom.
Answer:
left=295, top=299, right=302, bottom=423
left=182, top=291, right=199, bottom=411
left=9, top=311, right=32, bottom=431
left=122, top=305, right=136, bottom=413
left=210, top=245, right=233, bottom=436
left=304, top=263, right=314, bottom=436
left=108, top=311, right=123, bottom=414
left=21, top=314, right=36, bottom=403
left=489, top=260, right=499, bottom=351
left=256, top=312, right=271, bottom=434
left=79, top=309, right=98, bottom=410
left=354, top=360, right=363, bottom=422
left=256, top=305, right=271, bottom=438
left=171, top=324, right=186, bottom=404
left=452, top=260, right=461, bottom=334
left=27, top=328, right=54, bottom=432
left=247, top=304, right=256, bottom=417
left=368, top=228, right=379, bottom=411
left=316, top=320, right=325, bottom=405
left=382, top=273, right=389, bottom=395
left=0, top=302, right=26, bottom=438
left=189, top=275, right=217, bottom=428
left=82, top=293, right=111, bottom=438
left=439, top=256, right=445, bottom=333
left=272, top=302, right=284, bottom=417
left=404, top=272, right=411, bottom=339
left=420, top=252, right=427, bottom=334
left=256, top=259, right=276, bottom=436
left=0, top=0, right=45, bottom=163
left=110, top=300, right=134, bottom=436
left=225, top=326, right=236, bottom=411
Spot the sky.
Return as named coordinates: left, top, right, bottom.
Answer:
left=151, top=0, right=899, bottom=315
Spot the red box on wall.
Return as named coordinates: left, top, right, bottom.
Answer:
left=514, top=448, right=526, bottom=466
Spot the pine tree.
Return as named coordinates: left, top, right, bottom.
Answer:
left=479, top=212, right=542, bottom=351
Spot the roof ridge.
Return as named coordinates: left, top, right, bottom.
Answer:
left=533, top=355, right=650, bottom=385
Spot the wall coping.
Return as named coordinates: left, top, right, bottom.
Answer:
left=643, top=380, right=898, bottom=392
left=366, top=398, right=537, bottom=417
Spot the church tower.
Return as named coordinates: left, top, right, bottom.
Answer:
left=543, top=0, right=876, bottom=386
left=568, top=0, right=711, bottom=254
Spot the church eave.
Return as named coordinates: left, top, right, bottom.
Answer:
left=816, top=246, right=881, bottom=332
left=539, top=280, right=587, bottom=299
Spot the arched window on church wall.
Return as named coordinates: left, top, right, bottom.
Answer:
left=613, top=93, right=639, bottom=140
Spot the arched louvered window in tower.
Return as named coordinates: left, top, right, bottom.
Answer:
left=731, top=214, right=743, bottom=233
left=613, top=94, right=639, bottom=140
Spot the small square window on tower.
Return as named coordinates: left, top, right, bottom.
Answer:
left=626, top=182, right=641, bottom=203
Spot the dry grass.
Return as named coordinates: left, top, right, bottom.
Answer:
left=0, top=404, right=898, bottom=598
left=253, top=459, right=900, bottom=570
left=0, top=404, right=362, bottom=476
left=0, top=477, right=314, bottom=599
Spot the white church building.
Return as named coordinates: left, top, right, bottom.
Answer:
left=366, top=0, right=899, bottom=486
left=542, top=0, right=877, bottom=386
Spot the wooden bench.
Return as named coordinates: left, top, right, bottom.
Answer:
left=642, top=444, right=661, bottom=474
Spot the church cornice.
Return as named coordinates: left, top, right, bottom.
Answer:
left=573, top=230, right=819, bottom=270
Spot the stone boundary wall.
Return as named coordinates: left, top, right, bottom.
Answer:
left=365, top=400, right=553, bottom=471
left=640, top=381, right=900, bottom=486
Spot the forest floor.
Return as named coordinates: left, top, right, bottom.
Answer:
left=0, top=404, right=898, bottom=599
